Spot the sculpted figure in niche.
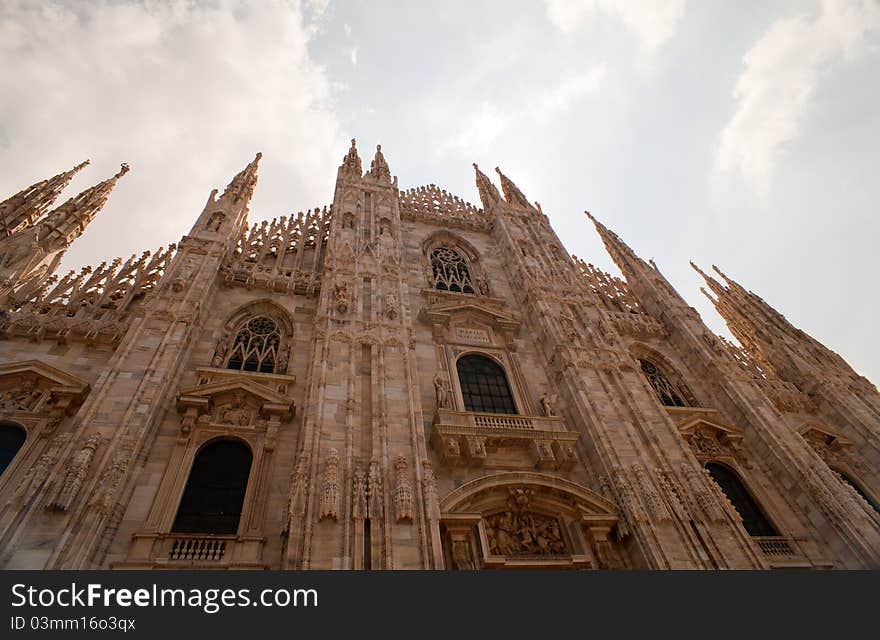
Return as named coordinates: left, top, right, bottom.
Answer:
left=385, top=292, right=398, bottom=320
left=433, top=373, right=451, bottom=409
left=211, top=334, right=229, bottom=367
left=540, top=392, right=557, bottom=417
left=334, top=284, right=348, bottom=313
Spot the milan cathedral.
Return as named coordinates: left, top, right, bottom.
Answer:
left=0, top=141, right=878, bottom=569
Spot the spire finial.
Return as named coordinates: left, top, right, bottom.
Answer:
left=367, top=143, right=391, bottom=182
left=340, top=138, right=362, bottom=176
left=494, top=166, right=532, bottom=209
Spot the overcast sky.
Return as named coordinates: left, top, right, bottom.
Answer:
left=1, top=0, right=878, bottom=384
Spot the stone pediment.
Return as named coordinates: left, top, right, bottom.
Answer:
left=177, top=375, right=294, bottom=421
left=0, top=359, right=90, bottom=414
left=0, top=359, right=90, bottom=394
left=419, top=300, right=520, bottom=333
left=797, top=422, right=851, bottom=447
left=675, top=414, right=744, bottom=461
left=178, top=376, right=292, bottom=406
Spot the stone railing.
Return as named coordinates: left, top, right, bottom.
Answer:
left=753, top=536, right=813, bottom=567
left=112, top=532, right=267, bottom=569
left=167, top=535, right=231, bottom=561
left=432, top=408, right=579, bottom=470
left=754, top=536, right=796, bottom=557
left=472, top=413, right=537, bottom=431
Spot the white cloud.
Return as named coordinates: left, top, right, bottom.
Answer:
left=440, top=65, right=607, bottom=154
left=713, top=0, right=880, bottom=197
left=544, top=0, right=687, bottom=52
left=0, top=0, right=346, bottom=269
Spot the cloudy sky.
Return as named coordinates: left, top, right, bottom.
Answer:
left=1, top=0, right=878, bottom=384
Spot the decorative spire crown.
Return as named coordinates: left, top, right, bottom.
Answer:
left=473, top=163, right=501, bottom=208
left=367, top=144, right=392, bottom=182
left=0, top=160, right=90, bottom=236
left=494, top=167, right=532, bottom=209
left=340, top=138, right=362, bottom=176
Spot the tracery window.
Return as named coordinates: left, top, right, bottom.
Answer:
left=639, top=359, right=689, bottom=407
left=705, top=462, right=778, bottom=537
left=0, top=422, right=26, bottom=477
left=431, top=247, right=475, bottom=294
left=172, top=440, right=253, bottom=535
left=457, top=355, right=517, bottom=415
left=225, top=316, right=281, bottom=374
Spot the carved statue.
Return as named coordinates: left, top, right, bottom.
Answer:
left=433, top=373, right=451, bottom=409
left=385, top=292, right=398, bottom=320
left=334, top=284, right=348, bottom=313
left=539, top=392, right=557, bottom=417
left=211, top=334, right=229, bottom=367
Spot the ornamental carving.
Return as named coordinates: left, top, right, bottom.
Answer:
left=368, top=460, right=384, bottom=520
left=485, top=510, right=566, bottom=556
left=47, top=434, right=101, bottom=512
left=483, top=487, right=567, bottom=556
left=0, top=380, right=44, bottom=412
left=393, top=454, right=414, bottom=523
left=319, top=449, right=341, bottom=521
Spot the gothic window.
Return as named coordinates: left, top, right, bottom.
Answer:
left=0, top=422, right=26, bottom=477
left=172, top=440, right=253, bottom=535
left=836, top=471, right=880, bottom=515
left=639, top=359, right=689, bottom=407
left=457, top=355, right=517, bottom=415
left=431, top=247, right=475, bottom=294
left=705, top=462, right=778, bottom=537
left=225, top=316, right=281, bottom=374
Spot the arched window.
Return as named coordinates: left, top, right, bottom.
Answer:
left=836, top=470, right=880, bottom=515
left=172, top=440, right=253, bottom=535
left=457, top=355, right=517, bottom=415
left=705, top=462, right=778, bottom=537
left=225, top=316, right=281, bottom=374
left=639, top=359, right=689, bottom=407
left=0, top=422, right=27, bottom=477
left=431, top=247, right=475, bottom=294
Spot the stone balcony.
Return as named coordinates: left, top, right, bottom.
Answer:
left=431, top=408, right=580, bottom=470
left=753, top=536, right=814, bottom=569
left=112, top=532, right=268, bottom=569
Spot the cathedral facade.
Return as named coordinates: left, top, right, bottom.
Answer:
left=0, top=140, right=878, bottom=570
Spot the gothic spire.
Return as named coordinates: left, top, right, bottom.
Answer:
left=339, top=138, right=362, bottom=177
left=366, top=144, right=392, bottom=183
left=34, top=163, right=130, bottom=250
left=220, top=152, right=262, bottom=204
left=494, top=166, right=533, bottom=209
left=586, top=211, right=647, bottom=274
left=472, top=163, right=501, bottom=208
left=0, top=160, right=89, bottom=237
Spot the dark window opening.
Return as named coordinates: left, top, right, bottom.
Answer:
left=0, top=422, right=26, bottom=477
left=456, top=354, right=517, bottom=415
left=837, top=471, right=880, bottom=515
left=706, top=462, right=778, bottom=537
left=172, top=440, right=252, bottom=535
